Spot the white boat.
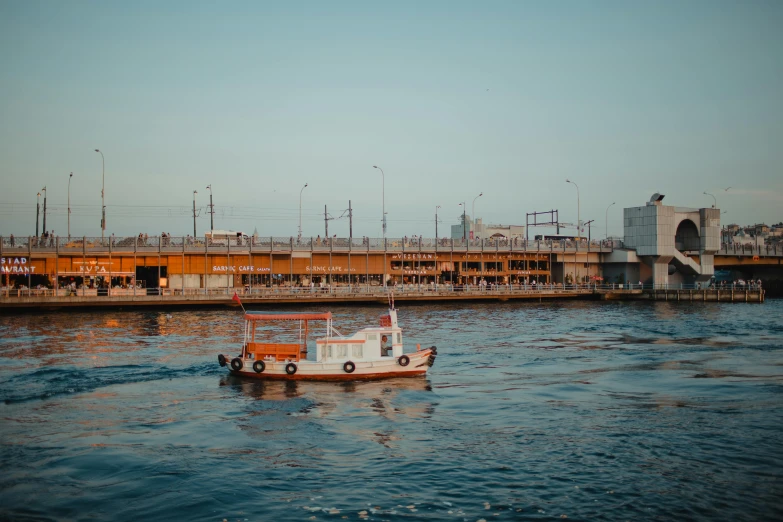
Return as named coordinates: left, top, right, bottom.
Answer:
left=218, top=303, right=437, bottom=381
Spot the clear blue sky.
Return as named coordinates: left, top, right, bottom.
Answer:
left=1, top=0, right=781, bottom=239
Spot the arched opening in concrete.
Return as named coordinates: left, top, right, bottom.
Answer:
left=675, top=219, right=700, bottom=251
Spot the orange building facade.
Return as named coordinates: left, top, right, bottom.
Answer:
left=1, top=248, right=553, bottom=291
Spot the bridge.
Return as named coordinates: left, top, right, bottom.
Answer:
left=1, top=230, right=779, bottom=308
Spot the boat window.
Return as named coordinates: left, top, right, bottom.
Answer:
left=396, top=333, right=401, bottom=344
left=367, top=334, right=377, bottom=341
left=326, top=345, right=333, bottom=359
left=337, top=345, right=348, bottom=357
left=352, top=345, right=363, bottom=358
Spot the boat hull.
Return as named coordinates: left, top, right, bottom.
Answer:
left=222, top=348, right=435, bottom=381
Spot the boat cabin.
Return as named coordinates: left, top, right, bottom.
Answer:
left=242, top=311, right=331, bottom=363
left=242, top=309, right=403, bottom=364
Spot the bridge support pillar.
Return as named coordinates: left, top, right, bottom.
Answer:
left=697, top=253, right=715, bottom=284
left=651, top=255, right=673, bottom=288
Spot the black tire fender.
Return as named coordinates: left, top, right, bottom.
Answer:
left=230, top=357, right=243, bottom=371
left=218, top=354, right=227, bottom=367
left=252, top=360, right=265, bottom=373
left=285, top=363, right=298, bottom=375
left=343, top=361, right=356, bottom=373
left=398, top=355, right=410, bottom=367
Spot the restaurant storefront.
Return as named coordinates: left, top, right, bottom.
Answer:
left=2, top=250, right=554, bottom=291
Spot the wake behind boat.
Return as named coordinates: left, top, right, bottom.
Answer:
left=218, top=300, right=437, bottom=381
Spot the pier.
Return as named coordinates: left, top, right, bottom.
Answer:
left=0, top=284, right=764, bottom=311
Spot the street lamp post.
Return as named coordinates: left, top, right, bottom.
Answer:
left=95, top=149, right=105, bottom=239
left=472, top=192, right=483, bottom=239
left=192, top=190, right=198, bottom=238
left=68, top=173, right=73, bottom=239
left=373, top=166, right=386, bottom=238
left=42, top=186, right=47, bottom=234
left=584, top=219, right=595, bottom=286
left=206, top=184, right=214, bottom=232
left=435, top=205, right=441, bottom=240
left=566, top=179, right=580, bottom=238
left=703, top=191, right=717, bottom=209
left=298, top=183, right=308, bottom=240
left=36, top=192, right=41, bottom=237
left=605, top=201, right=615, bottom=239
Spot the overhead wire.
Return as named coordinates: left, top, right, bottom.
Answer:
left=0, top=201, right=443, bottom=226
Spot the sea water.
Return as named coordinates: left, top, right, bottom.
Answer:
left=1, top=300, right=782, bottom=521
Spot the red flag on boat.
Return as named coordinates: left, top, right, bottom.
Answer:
left=232, top=292, right=246, bottom=312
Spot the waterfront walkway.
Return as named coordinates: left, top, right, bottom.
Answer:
left=0, top=284, right=764, bottom=310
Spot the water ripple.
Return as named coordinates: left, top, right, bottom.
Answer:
left=1, top=301, right=782, bottom=521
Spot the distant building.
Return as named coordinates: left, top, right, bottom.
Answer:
left=731, top=230, right=764, bottom=247
left=743, top=224, right=769, bottom=236
left=450, top=216, right=525, bottom=240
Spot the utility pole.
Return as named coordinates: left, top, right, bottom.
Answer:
left=206, top=184, right=214, bottom=231
left=36, top=192, right=41, bottom=237
left=324, top=205, right=335, bottom=237
left=435, top=205, right=440, bottom=240
left=95, top=149, right=105, bottom=240
left=193, top=190, right=198, bottom=237
left=68, top=173, right=73, bottom=239
left=461, top=202, right=467, bottom=240
left=42, top=186, right=47, bottom=234
left=348, top=200, right=353, bottom=239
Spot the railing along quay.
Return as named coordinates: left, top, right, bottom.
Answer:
left=0, top=283, right=764, bottom=310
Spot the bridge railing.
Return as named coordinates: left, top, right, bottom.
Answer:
left=7, top=235, right=780, bottom=257
left=1, top=235, right=619, bottom=255
left=719, top=242, right=782, bottom=257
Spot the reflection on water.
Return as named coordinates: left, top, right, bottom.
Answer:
left=221, top=374, right=433, bottom=402
left=1, top=300, right=782, bottom=521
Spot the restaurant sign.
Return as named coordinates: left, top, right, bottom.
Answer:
left=0, top=257, right=36, bottom=273
left=212, top=265, right=271, bottom=273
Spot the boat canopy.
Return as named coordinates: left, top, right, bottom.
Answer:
left=244, top=311, right=332, bottom=322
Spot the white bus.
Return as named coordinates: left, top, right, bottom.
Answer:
left=204, top=230, right=248, bottom=246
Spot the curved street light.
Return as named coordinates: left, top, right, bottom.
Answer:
left=373, top=166, right=386, bottom=238
left=605, top=201, right=615, bottom=239
left=566, top=179, right=580, bottom=238
left=95, top=149, right=105, bottom=239
left=298, top=183, right=309, bottom=239
left=472, top=192, right=483, bottom=238
left=703, top=191, right=716, bottom=209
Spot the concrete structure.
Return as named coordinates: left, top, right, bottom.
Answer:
left=450, top=217, right=526, bottom=241
left=621, top=194, right=719, bottom=288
